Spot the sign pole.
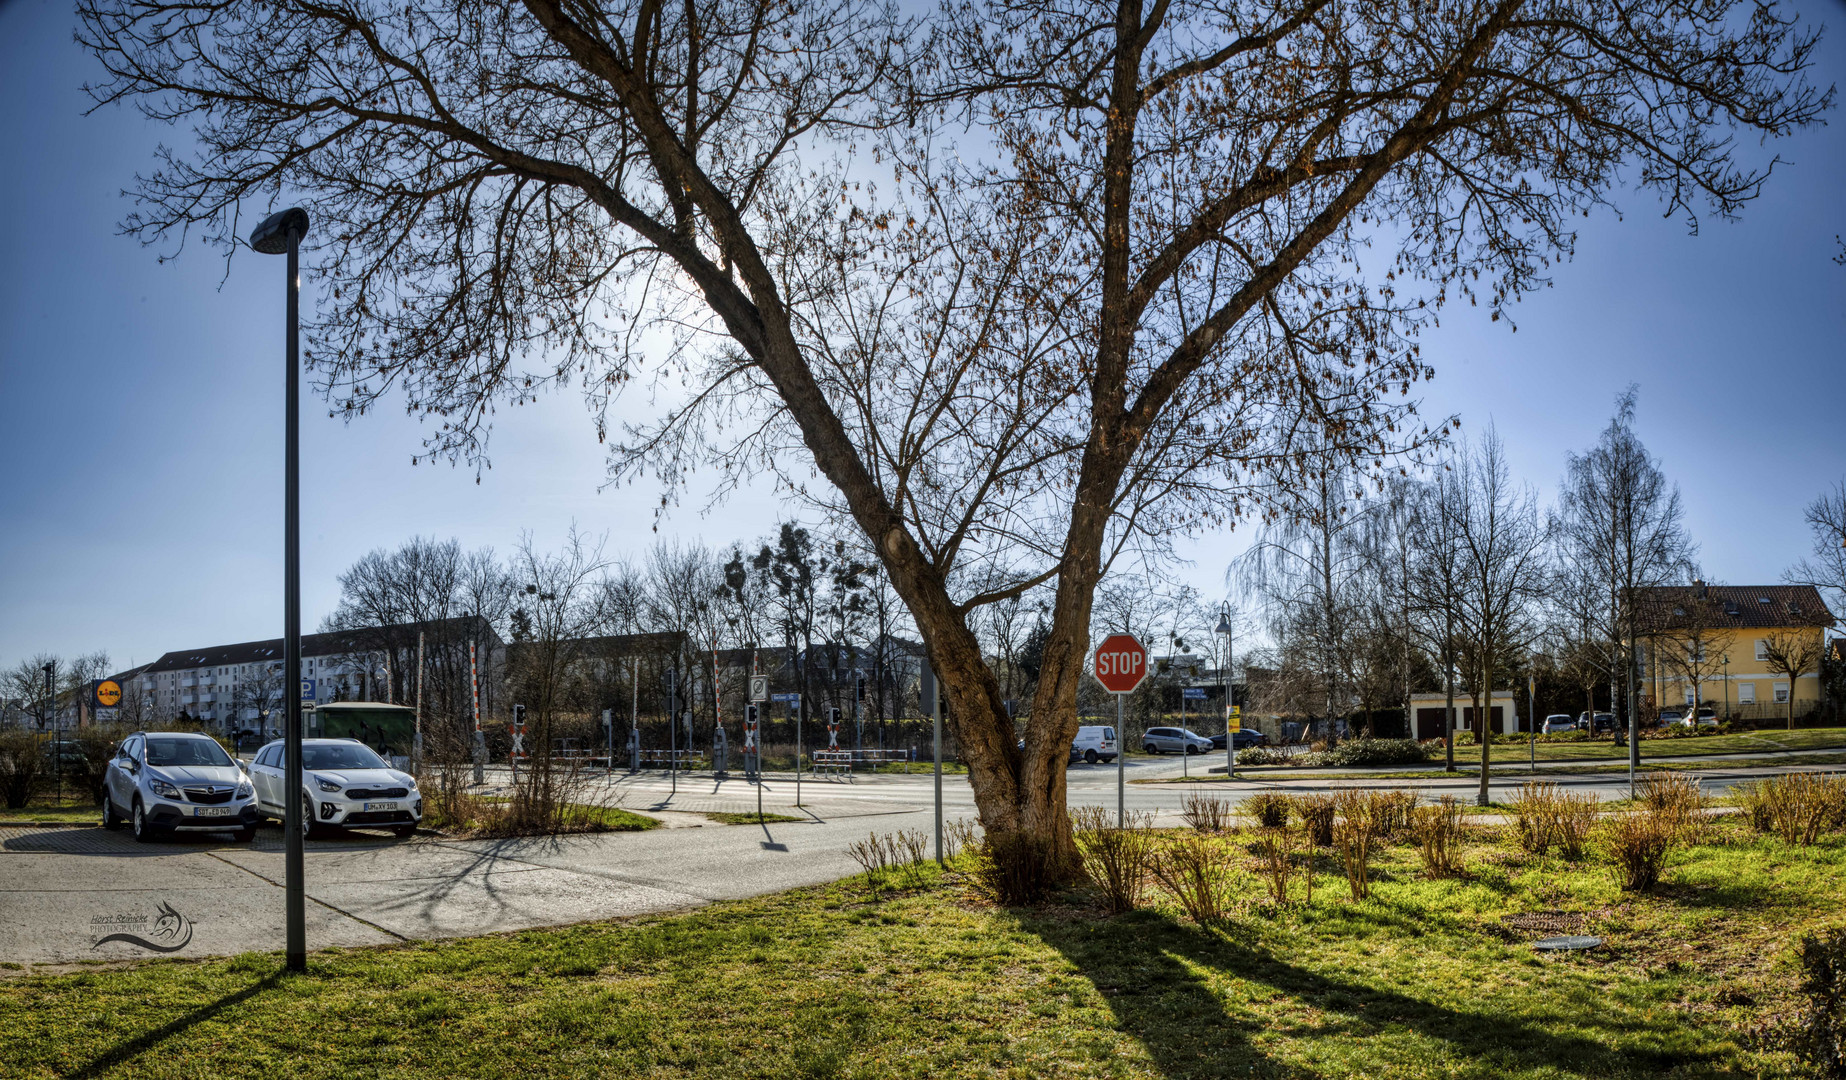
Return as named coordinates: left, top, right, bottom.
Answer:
left=1116, top=693, right=1125, bottom=828
left=1092, top=634, right=1149, bottom=829
left=795, top=695, right=803, bottom=809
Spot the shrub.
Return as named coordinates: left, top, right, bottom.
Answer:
left=1367, top=790, right=1418, bottom=838
left=1735, top=773, right=1846, bottom=846
left=1791, top=927, right=1846, bottom=1079
left=1181, top=792, right=1233, bottom=832
left=1297, top=738, right=1429, bottom=768
left=1332, top=791, right=1376, bottom=900
left=1603, top=811, right=1676, bottom=892
left=1250, top=825, right=1310, bottom=906
left=1076, top=819, right=1154, bottom=915
left=1291, top=792, right=1337, bottom=846
left=1234, top=746, right=1289, bottom=767
left=1150, top=833, right=1239, bottom=926
left=1242, top=791, right=1290, bottom=829
left=944, top=818, right=981, bottom=860
left=1411, top=795, right=1465, bottom=878
left=1508, top=782, right=1562, bottom=855
left=1553, top=790, right=1599, bottom=860
left=68, top=725, right=126, bottom=806
left=1637, top=773, right=1705, bottom=839
left=0, top=731, right=42, bottom=810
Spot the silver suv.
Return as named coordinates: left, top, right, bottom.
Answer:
left=102, top=731, right=258, bottom=843
left=248, top=738, right=423, bottom=838
left=1142, top=727, right=1213, bottom=755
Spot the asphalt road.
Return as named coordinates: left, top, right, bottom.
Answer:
left=0, top=754, right=1821, bottom=966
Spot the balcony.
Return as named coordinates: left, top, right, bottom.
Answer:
left=180, top=677, right=197, bottom=688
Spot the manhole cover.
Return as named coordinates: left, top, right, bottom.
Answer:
left=1534, top=935, right=1603, bottom=951
left=1501, top=911, right=1586, bottom=935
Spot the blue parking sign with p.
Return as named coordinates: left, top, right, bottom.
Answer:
left=300, top=678, right=316, bottom=701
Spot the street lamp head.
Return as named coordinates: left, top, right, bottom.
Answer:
left=1214, top=613, right=1233, bottom=635
left=249, top=207, right=310, bottom=254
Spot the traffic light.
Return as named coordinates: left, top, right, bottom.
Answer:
left=511, top=703, right=526, bottom=729
left=829, top=706, right=842, bottom=726
left=745, top=703, right=759, bottom=724
left=854, top=673, right=866, bottom=702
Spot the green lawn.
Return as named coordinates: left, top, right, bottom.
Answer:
left=3, top=817, right=1838, bottom=1078
left=0, top=804, right=99, bottom=824
left=1492, top=726, right=1846, bottom=762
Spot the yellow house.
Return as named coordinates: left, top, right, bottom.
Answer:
left=1636, top=583, right=1836, bottom=719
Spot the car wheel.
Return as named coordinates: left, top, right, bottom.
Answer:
left=102, top=797, right=121, bottom=831
left=1084, top=749, right=1098, bottom=764
left=1186, top=744, right=1198, bottom=755
left=1143, top=744, right=1158, bottom=755
left=232, top=827, right=256, bottom=843
left=300, top=794, right=324, bottom=840
left=391, top=824, right=417, bottom=839
left=131, top=800, right=156, bottom=844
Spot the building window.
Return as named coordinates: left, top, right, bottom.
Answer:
left=1756, top=639, right=1769, bottom=661
left=1738, top=683, right=1756, bottom=704
left=1775, top=683, right=1790, bottom=704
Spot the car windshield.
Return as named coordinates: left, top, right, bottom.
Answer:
left=302, top=743, right=390, bottom=771
left=144, top=737, right=233, bottom=768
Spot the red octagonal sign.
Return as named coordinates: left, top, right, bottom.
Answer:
left=1092, top=633, right=1149, bottom=694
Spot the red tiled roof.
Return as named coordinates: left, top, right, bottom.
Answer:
left=1635, top=584, right=1836, bottom=633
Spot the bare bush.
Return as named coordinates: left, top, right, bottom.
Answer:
left=1243, top=792, right=1290, bottom=829
left=1602, top=811, right=1676, bottom=892
left=1333, top=792, right=1377, bottom=901
left=1291, top=793, right=1337, bottom=847
left=1181, top=792, right=1233, bottom=833
left=1508, top=782, right=1562, bottom=855
left=1411, top=795, right=1465, bottom=878
left=944, top=818, right=981, bottom=861
left=1637, top=773, right=1705, bottom=840
left=1554, top=790, right=1599, bottom=860
left=1733, top=773, right=1846, bottom=846
left=0, top=731, right=42, bottom=810
left=1150, top=833, right=1239, bottom=927
left=975, top=830, right=1058, bottom=906
left=1368, top=790, right=1418, bottom=838
left=1250, top=825, right=1311, bottom=907
left=1076, top=820, right=1154, bottom=915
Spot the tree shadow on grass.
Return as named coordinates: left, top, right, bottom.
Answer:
left=1021, top=907, right=1725, bottom=1080
left=66, top=969, right=282, bottom=1080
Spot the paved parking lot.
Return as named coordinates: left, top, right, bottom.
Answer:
left=0, top=756, right=1797, bottom=966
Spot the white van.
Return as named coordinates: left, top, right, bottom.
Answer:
left=1070, top=726, right=1118, bottom=765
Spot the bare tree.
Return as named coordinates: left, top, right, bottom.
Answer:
left=1787, top=480, right=1846, bottom=617
left=1555, top=387, right=1696, bottom=773
left=80, top=0, right=1826, bottom=874
left=1761, top=627, right=1825, bottom=731
left=1437, top=431, right=1551, bottom=804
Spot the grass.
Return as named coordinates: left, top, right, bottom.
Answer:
left=4, top=816, right=1842, bottom=1078
left=700, top=810, right=806, bottom=826
left=0, top=804, right=100, bottom=824
left=427, top=798, right=660, bottom=836
left=1139, top=749, right=1846, bottom=784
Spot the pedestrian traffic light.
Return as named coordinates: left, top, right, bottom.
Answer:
left=745, top=703, right=759, bottom=724
left=854, top=673, right=866, bottom=702
left=512, top=703, right=526, bottom=729
left=829, top=706, right=842, bottom=726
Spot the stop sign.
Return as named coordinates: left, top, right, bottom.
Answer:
left=1092, top=633, right=1149, bottom=694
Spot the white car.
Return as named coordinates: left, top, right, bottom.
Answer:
left=248, top=738, right=423, bottom=838
left=1540, top=714, right=1577, bottom=735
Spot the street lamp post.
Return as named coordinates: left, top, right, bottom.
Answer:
left=250, top=206, right=310, bottom=973
left=1214, top=606, right=1234, bottom=780
left=43, top=662, right=58, bottom=807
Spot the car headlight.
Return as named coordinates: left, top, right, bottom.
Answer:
left=314, top=776, right=343, bottom=793
left=148, top=777, right=183, bottom=799
left=236, top=780, right=254, bottom=798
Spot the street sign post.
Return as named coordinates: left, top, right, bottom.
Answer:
left=1092, top=633, right=1148, bottom=826
left=1227, top=705, right=1242, bottom=779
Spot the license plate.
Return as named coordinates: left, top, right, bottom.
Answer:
left=363, top=801, right=398, bottom=811
left=194, top=806, right=233, bottom=817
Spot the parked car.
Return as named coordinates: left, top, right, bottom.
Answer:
left=102, top=731, right=258, bottom=843
left=1579, top=712, right=1617, bottom=734
left=1657, top=709, right=1683, bottom=727
left=1540, top=714, right=1577, bottom=735
left=1669, top=706, right=1719, bottom=729
left=248, top=737, right=422, bottom=838
left=1069, top=725, right=1118, bottom=765
left=1208, top=729, right=1268, bottom=751
left=1142, top=727, right=1214, bottom=755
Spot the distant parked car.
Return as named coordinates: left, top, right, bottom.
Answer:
left=1579, top=712, right=1617, bottom=734
left=102, top=731, right=258, bottom=843
left=1541, top=714, right=1576, bottom=735
left=248, top=737, right=422, bottom=838
left=1208, top=729, right=1268, bottom=751
left=1669, top=706, right=1719, bottom=729
left=1069, top=726, right=1118, bottom=765
left=1142, top=727, right=1214, bottom=755
left=1657, top=709, right=1683, bottom=727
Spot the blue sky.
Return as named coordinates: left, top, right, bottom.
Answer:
left=1, top=0, right=1842, bottom=672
